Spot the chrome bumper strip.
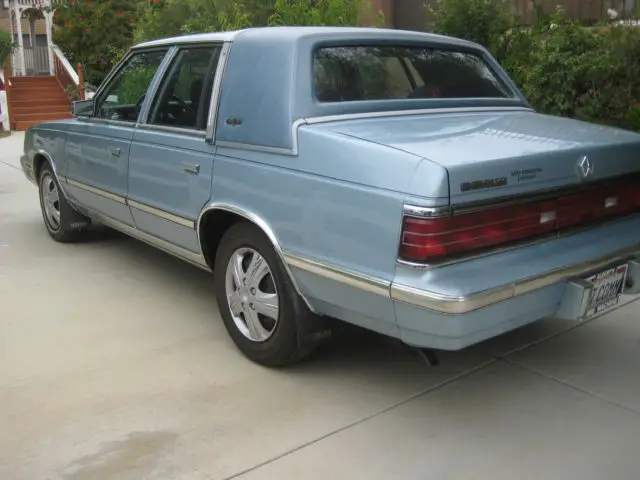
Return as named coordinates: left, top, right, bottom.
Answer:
left=391, top=245, right=640, bottom=314
left=284, top=246, right=640, bottom=315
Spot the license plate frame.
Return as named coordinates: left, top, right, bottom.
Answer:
left=583, top=263, right=628, bottom=318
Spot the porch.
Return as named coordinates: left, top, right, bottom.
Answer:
left=1, top=0, right=84, bottom=131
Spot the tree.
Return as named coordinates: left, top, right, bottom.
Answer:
left=53, top=0, right=142, bottom=85
left=0, top=30, right=12, bottom=66
left=133, top=0, right=384, bottom=43
left=268, top=0, right=363, bottom=26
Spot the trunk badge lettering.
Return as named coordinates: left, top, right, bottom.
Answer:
left=511, top=167, right=543, bottom=182
left=578, top=156, right=594, bottom=179
left=460, top=177, right=507, bottom=192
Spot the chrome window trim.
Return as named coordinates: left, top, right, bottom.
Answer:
left=303, top=106, right=534, bottom=126
left=133, top=30, right=243, bottom=50
left=290, top=118, right=308, bottom=156
left=86, top=46, right=175, bottom=126
left=137, top=123, right=207, bottom=137
left=196, top=203, right=318, bottom=314
left=77, top=117, right=136, bottom=128
left=128, top=199, right=195, bottom=229
left=215, top=118, right=308, bottom=156
left=137, top=46, right=179, bottom=125
left=391, top=244, right=640, bottom=314
left=206, top=42, right=231, bottom=143
left=66, top=178, right=127, bottom=205
left=214, top=108, right=532, bottom=156
left=92, top=49, right=135, bottom=107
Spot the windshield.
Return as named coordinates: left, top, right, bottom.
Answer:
left=313, top=46, right=512, bottom=103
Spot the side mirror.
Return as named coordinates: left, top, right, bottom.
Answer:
left=72, top=99, right=94, bottom=117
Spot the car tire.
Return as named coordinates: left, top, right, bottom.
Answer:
left=214, top=222, right=317, bottom=367
left=38, top=163, right=91, bottom=242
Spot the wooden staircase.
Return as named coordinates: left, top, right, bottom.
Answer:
left=6, top=76, right=72, bottom=131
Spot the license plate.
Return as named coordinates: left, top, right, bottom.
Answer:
left=584, top=264, right=628, bottom=317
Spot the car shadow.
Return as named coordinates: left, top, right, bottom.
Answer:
left=73, top=224, right=580, bottom=377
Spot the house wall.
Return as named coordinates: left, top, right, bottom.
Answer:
left=370, top=0, right=638, bottom=31
left=0, top=7, right=48, bottom=37
left=511, top=0, right=637, bottom=25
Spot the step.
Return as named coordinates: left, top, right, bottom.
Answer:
left=10, top=85, right=66, bottom=93
left=9, top=76, right=59, bottom=85
left=11, top=104, right=73, bottom=115
left=14, top=115, right=72, bottom=131
left=10, top=98, right=70, bottom=107
left=10, top=86, right=66, bottom=95
left=13, top=111, right=71, bottom=121
left=10, top=93, right=69, bottom=103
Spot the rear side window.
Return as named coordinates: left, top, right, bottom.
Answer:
left=313, top=46, right=512, bottom=103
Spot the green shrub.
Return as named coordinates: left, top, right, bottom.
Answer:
left=427, top=0, right=513, bottom=55
left=430, top=1, right=640, bottom=133
left=269, top=0, right=362, bottom=26
left=134, top=0, right=384, bottom=43
left=502, top=9, right=640, bottom=132
left=0, top=30, right=13, bottom=67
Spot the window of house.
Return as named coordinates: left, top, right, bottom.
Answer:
left=148, top=46, right=220, bottom=130
left=313, top=45, right=512, bottom=103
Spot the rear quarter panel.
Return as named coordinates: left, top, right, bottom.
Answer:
left=210, top=126, right=446, bottom=336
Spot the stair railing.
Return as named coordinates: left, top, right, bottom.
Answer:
left=52, top=44, right=84, bottom=101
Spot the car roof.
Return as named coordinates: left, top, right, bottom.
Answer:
left=132, top=26, right=476, bottom=50
left=133, top=30, right=243, bottom=49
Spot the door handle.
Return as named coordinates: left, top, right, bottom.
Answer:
left=109, top=147, right=121, bottom=157
left=181, top=162, right=200, bottom=175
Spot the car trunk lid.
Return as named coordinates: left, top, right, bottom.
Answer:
left=323, top=110, right=640, bottom=204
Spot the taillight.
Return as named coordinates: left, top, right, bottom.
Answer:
left=400, top=177, right=640, bottom=263
left=557, top=183, right=636, bottom=229
left=400, top=201, right=557, bottom=262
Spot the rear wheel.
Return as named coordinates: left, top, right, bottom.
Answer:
left=38, top=164, right=90, bottom=242
left=214, top=222, right=317, bottom=367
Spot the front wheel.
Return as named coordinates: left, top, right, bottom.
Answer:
left=38, top=164, right=90, bottom=242
left=214, top=222, right=317, bottom=367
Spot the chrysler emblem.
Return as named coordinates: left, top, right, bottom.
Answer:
left=578, top=155, right=594, bottom=179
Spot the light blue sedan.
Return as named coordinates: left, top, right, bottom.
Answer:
left=20, top=27, right=640, bottom=366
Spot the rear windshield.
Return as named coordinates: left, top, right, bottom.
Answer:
left=313, top=46, right=512, bottom=103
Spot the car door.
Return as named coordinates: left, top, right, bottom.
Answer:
left=127, top=45, right=222, bottom=253
left=64, top=48, right=170, bottom=225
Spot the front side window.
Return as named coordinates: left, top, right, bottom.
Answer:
left=148, top=46, right=220, bottom=130
left=313, top=46, right=512, bottom=103
left=95, top=49, right=169, bottom=122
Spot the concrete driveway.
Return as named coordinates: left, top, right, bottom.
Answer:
left=1, top=132, right=640, bottom=480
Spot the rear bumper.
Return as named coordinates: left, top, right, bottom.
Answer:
left=391, top=214, right=640, bottom=349
left=391, top=244, right=640, bottom=314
